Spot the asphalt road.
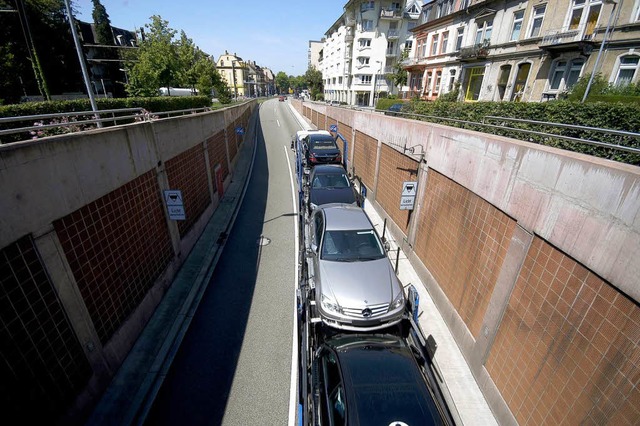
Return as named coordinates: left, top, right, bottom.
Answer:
left=146, top=99, right=304, bottom=425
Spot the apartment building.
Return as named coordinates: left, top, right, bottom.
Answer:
left=321, top=0, right=424, bottom=106
left=406, top=0, right=640, bottom=102
left=216, top=52, right=275, bottom=98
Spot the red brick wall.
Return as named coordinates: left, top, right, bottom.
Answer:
left=225, top=123, right=238, bottom=160
left=487, top=236, right=640, bottom=425
left=0, top=236, right=92, bottom=423
left=413, top=169, right=515, bottom=337
left=53, top=170, right=173, bottom=344
left=207, top=130, right=229, bottom=187
left=165, top=143, right=211, bottom=236
left=376, top=144, right=418, bottom=234
left=353, top=130, right=378, bottom=190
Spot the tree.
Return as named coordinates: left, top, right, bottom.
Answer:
left=387, top=49, right=408, bottom=90
left=125, top=15, right=178, bottom=96
left=275, top=71, right=289, bottom=94
left=304, top=66, right=323, bottom=100
left=91, top=0, right=112, bottom=45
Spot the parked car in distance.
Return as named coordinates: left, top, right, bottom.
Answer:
left=303, top=132, right=342, bottom=167
left=306, top=204, right=404, bottom=331
left=311, top=332, right=455, bottom=425
left=385, top=103, right=405, bottom=116
left=307, top=165, right=358, bottom=211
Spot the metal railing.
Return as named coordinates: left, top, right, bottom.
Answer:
left=0, top=106, right=215, bottom=144
left=375, top=109, right=640, bottom=157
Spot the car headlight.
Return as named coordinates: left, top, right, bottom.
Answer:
left=321, top=294, right=342, bottom=314
left=391, top=291, right=405, bottom=310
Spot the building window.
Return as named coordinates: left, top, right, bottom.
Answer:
left=410, top=73, right=423, bottom=92
left=497, top=65, right=512, bottom=100
left=460, top=0, right=470, bottom=10
left=547, top=58, right=584, bottom=91
left=465, top=67, right=485, bottom=101
left=568, top=0, right=602, bottom=38
left=456, top=27, right=464, bottom=50
left=511, top=63, right=531, bottom=101
left=614, top=55, right=640, bottom=86
left=359, top=38, right=371, bottom=48
left=362, top=20, right=374, bottom=31
left=475, top=20, right=493, bottom=45
left=404, top=40, right=413, bottom=52
left=426, top=71, right=433, bottom=93
left=358, top=57, right=370, bottom=66
left=449, top=69, right=457, bottom=91
left=431, top=35, right=439, bottom=56
left=435, top=70, right=442, bottom=93
left=529, top=5, right=546, bottom=38
left=511, top=10, right=525, bottom=41
left=361, top=1, right=375, bottom=12
left=441, top=32, right=449, bottom=54
left=361, top=75, right=373, bottom=84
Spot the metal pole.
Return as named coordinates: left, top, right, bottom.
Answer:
left=582, top=0, right=619, bottom=103
left=64, top=0, right=101, bottom=127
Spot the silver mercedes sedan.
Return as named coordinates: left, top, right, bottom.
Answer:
left=305, top=204, right=405, bottom=331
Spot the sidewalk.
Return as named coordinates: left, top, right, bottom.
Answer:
left=288, top=103, right=498, bottom=425
left=87, top=110, right=257, bottom=426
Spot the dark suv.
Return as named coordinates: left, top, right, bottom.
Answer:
left=303, top=133, right=342, bottom=166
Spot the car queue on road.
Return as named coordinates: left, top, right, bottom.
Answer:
left=292, top=129, right=459, bottom=425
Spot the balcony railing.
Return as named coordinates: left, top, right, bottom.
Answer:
left=457, top=41, right=490, bottom=60
left=387, top=29, right=399, bottom=38
left=540, top=23, right=595, bottom=47
left=386, top=48, right=398, bottom=56
left=380, top=9, right=402, bottom=19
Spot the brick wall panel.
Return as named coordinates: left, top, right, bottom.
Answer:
left=53, top=171, right=173, bottom=344
left=318, top=113, right=327, bottom=131
left=165, top=143, right=211, bottom=236
left=353, top=130, right=378, bottom=190
left=0, top=236, right=92, bottom=423
left=225, top=124, right=238, bottom=160
left=414, top=169, right=515, bottom=336
left=376, top=144, right=418, bottom=233
left=486, top=237, right=640, bottom=425
left=207, top=130, right=229, bottom=186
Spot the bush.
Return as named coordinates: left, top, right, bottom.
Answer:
left=400, top=100, right=640, bottom=166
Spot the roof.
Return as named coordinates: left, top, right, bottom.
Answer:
left=322, top=204, right=372, bottom=231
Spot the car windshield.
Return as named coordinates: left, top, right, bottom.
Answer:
left=321, top=229, right=385, bottom=261
left=310, top=139, right=337, bottom=150
left=312, top=173, right=350, bottom=189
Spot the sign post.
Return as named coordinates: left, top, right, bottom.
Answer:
left=400, top=181, right=418, bottom=210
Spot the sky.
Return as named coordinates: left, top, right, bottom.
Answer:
left=74, top=0, right=348, bottom=76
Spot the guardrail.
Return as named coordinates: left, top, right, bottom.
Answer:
left=0, top=106, right=213, bottom=144
left=376, top=108, right=640, bottom=156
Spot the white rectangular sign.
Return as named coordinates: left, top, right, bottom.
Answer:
left=402, top=181, right=418, bottom=196
left=164, top=190, right=186, bottom=220
left=400, top=196, right=416, bottom=210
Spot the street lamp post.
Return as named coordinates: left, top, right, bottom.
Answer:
left=372, top=60, right=382, bottom=107
left=582, top=0, right=621, bottom=103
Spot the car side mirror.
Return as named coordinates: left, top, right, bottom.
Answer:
left=311, top=243, right=318, bottom=253
left=383, top=239, right=391, bottom=252
left=425, top=335, right=437, bottom=361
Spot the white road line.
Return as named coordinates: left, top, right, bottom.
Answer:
left=277, top=119, right=281, bottom=127
left=284, top=145, right=299, bottom=426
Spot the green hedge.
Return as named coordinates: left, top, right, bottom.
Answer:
left=0, top=96, right=212, bottom=118
left=396, top=101, right=640, bottom=166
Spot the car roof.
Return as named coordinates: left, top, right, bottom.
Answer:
left=296, top=130, right=331, bottom=140
left=311, top=165, right=348, bottom=175
left=321, top=204, right=372, bottom=231
left=325, top=334, right=444, bottom=425
left=307, top=133, right=336, bottom=142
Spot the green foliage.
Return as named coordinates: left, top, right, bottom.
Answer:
left=91, top=0, right=113, bottom=45
left=376, top=98, right=406, bottom=111
left=304, top=66, right=324, bottom=100
left=436, top=82, right=460, bottom=102
left=566, top=73, right=640, bottom=102
left=275, top=71, right=290, bottom=93
left=387, top=49, right=408, bottom=88
left=400, top=100, right=640, bottom=165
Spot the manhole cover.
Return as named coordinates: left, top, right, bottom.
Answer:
left=257, top=236, right=271, bottom=246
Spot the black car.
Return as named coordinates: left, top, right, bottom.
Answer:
left=304, top=134, right=342, bottom=167
left=385, top=103, right=404, bottom=116
left=307, top=165, right=358, bottom=211
left=310, top=332, right=456, bottom=425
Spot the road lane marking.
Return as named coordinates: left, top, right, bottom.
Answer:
left=284, top=145, right=299, bottom=426
left=277, top=119, right=281, bottom=127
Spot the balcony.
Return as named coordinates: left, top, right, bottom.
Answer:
left=387, top=29, right=399, bottom=39
left=457, top=41, right=490, bottom=61
left=380, top=8, right=402, bottom=19
left=540, top=23, right=597, bottom=52
left=386, top=48, right=398, bottom=57
left=345, top=15, right=356, bottom=27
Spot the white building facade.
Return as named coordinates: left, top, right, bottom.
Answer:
left=321, top=0, right=423, bottom=106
